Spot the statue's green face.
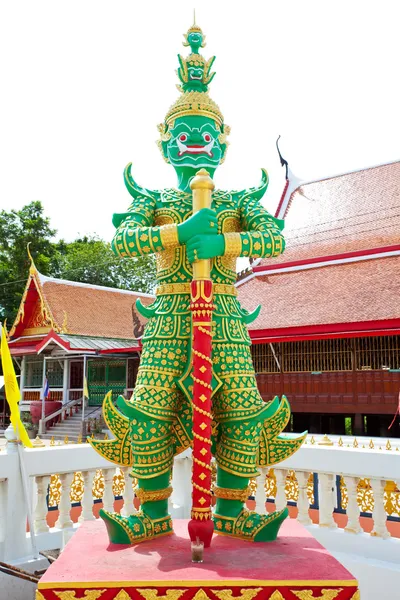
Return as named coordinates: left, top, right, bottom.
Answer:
left=187, top=66, right=206, bottom=91
left=187, top=32, right=203, bottom=52
left=163, top=116, right=226, bottom=170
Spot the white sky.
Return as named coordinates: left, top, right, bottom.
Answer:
left=1, top=1, right=399, bottom=243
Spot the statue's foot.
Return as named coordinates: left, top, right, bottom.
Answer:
left=99, top=509, right=173, bottom=544
left=213, top=508, right=288, bottom=542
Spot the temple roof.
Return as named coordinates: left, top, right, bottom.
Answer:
left=9, top=263, right=154, bottom=345
left=261, top=160, right=400, bottom=266
left=237, top=254, right=400, bottom=341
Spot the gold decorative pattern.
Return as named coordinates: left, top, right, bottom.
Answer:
left=285, top=470, right=299, bottom=502
left=212, top=588, right=263, bottom=600
left=223, top=232, right=242, bottom=257
left=268, top=593, right=285, bottom=600
left=214, top=486, right=250, bottom=502
left=159, top=224, right=179, bottom=249
left=137, top=590, right=187, bottom=600
left=341, top=476, right=400, bottom=516
left=135, top=486, right=173, bottom=503
left=113, top=592, right=132, bottom=600
left=54, top=591, right=106, bottom=600
left=291, top=591, right=343, bottom=600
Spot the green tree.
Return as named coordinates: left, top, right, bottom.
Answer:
left=0, top=202, right=156, bottom=326
left=0, top=201, right=57, bottom=324
left=54, top=236, right=156, bottom=293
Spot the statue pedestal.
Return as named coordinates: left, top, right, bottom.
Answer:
left=37, top=519, right=359, bottom=599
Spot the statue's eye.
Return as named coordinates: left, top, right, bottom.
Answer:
left=203, top=133, right=212, bottom=143
left=179, top=134, right=188, bottom=142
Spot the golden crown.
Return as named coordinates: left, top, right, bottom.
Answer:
left=164, top=91, right=224, bottom=128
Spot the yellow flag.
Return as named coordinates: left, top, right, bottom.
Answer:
left=83, top=376, right=89, bottom=399
left=1, top=325, right=33, bottom=448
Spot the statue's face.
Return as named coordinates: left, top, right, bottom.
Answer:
left=162, top=116, right=226, bottom=170
left=187, top=32, right=203, bottom=50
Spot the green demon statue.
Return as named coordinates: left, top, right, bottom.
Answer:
left=90, top=21, right=305, bottom=544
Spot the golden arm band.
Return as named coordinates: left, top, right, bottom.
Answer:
left=213, top=486, right=250, bottom=502
left=159, top=223, right=179, bottom=248
left=135, top=486, right=173, bottom=503
left=223, top=232, right=242, bottom=257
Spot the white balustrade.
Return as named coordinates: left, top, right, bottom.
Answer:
left=274, top=469, right=288, bottom=511
left=78, top=470, right=96, bottom=523
left=318, top=473, right=337, bottom=528
left=102, top=469, right=115, bottom=513
left=55, top=473, right=74, bottom=529
left=370, top=478, right=391, bottom=539
left=296, top=471, right=312, bottom=525
left=121, top=467, right=136, bottom=517
left=343, top=476, right=362, bottom=534
left=33, top=475, right=50, bottom=533
left=254, top=468, right=267, bottom=514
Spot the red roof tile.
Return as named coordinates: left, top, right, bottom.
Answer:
left=262, top=161, right=400, bottom=266
left=40, top=278, right=154, bottom=339
left=238, top=255, right=400, bottom=332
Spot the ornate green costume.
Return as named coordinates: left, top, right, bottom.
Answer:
left=90, top=20, right=305, bottom=544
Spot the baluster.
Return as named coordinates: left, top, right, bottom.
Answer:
left=254, top=468, right=267, bottom=514
left=33, top=475, right=50, bottom=533
left=343, top=476, right=362, bottom=534
left=370, top=478, right=390, bottom=539
left=318, top=473, right=337, bottom=528
left=55, top=473, right=74, bottom=529
left=102, top=469, right=115, bottom=513
left=78, top=470, right=96, bottom=523
left=121, top=467, right=136, bottom=517
left=275, top=469, right=288, bottom=511
left=296, top=471, right=312, bottom=525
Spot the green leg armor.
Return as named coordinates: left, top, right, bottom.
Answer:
left=99, top=397, right=176, bottom=544
left=213, top=405, right=288, bottom=542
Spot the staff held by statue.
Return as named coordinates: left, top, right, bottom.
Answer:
left=188, top=169, right=215, bottom=549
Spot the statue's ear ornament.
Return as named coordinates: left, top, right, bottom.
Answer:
left=157, top=123, right=172, bottom=142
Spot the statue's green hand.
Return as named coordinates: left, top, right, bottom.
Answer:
left=186, top=234, right=225, bottom=263
left=177, top=208, right=218, bottom=244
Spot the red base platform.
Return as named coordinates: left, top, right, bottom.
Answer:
left=37, top=519, right=359, bottom=600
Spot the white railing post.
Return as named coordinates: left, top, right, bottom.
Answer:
left=318, top=473, right=337, bottom=528
left=343, top=476, right=362, bottom=534
left=296, top=471, right=312, bottom=525
left=370, top=478, right=390, bottom=539
left=33, top=475, right=50, bottom=534
left=275, top=469, right=288, bottom=511
left=121, top=467, right=136, bottom=517
left=254, top=468, right=267, bottom=514
left=102, top=469, right=115, bottom=513
left=78, top=470, right=96, bottom=523
left=55, top=473, right=74, bottom=529
left=170, top=454, right=192, bottom=518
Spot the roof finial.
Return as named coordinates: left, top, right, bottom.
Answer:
left=27, top=242, right=37, bottom=274
left=276, top=135, right=289, bottom=180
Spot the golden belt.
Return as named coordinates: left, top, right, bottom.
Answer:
left=156, top=283, right=237, bottom=296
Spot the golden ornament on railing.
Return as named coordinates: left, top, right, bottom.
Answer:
left=92, top=469, right=104, bottom=499
left=112, top=468, right=125, bottom=497
left=318, top=434, right=334, bottom=446
left=386, top=440, right=392, bottom=451
left=249, top=478, right=257, bottom=497
left=338, top=437, right=343, bottom=447
left=369, top=439, right=374, bottom=449
left=50, top=436, right=55, bottom=446
left=70, top=472, right=84, bottom=503
left=285, top=470, right=299, bottom=502
left=357, top=478, right=374, bottom=512
left=264, top=468, right=277, bottom=498
left=77, top=434, right=82, bottom=444
left=384, top=480, right=400, bottom=517
left=307, top=473, right=315, bottom=504
left=340, top=476, right=348, bottom=510
left=49, top=475, right=61, bottom=507
left=310, top=436, right=316, bottom=445
left=353, top=438, right=358, bottom=448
